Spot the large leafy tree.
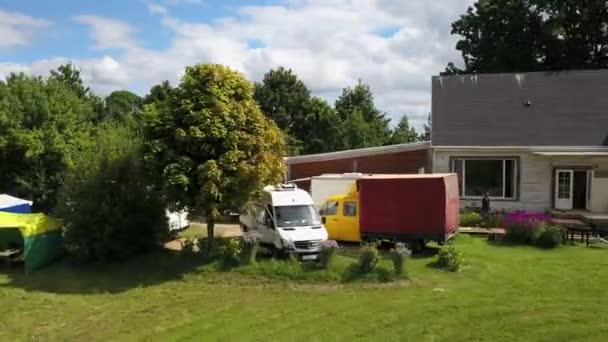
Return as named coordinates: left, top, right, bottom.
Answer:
left=103, top=90, right=143, bottom=123
left=0, top=71, right=95, bottom=212
left=448, top=0, right=608, bottom=74
left=144, top=64, right=286, bottom=246
left=56, top=123, right=168, bottom=263
left=335, top=81, right=391, bottom=149
left=253, top=67, right=312, bottom=155
left=144, top=80, right=174, bottom=105
left=299, top=97, right=342, bottom=154
left=390, top=115, right=419, bottom=144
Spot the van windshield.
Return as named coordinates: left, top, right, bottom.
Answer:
left=274, top=205, right=321, bottom=227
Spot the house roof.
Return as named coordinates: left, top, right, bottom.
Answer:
left=284, top=141, right=430, bottom=165
left=432, top=69, right=608, bottom=147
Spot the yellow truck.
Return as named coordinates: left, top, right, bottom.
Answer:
left=318, top=186, right=361, bottom=242
left=318, top=175, right=460, bottom=249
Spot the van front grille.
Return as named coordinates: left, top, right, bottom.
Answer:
left=294, top=240, right=321, bottom=250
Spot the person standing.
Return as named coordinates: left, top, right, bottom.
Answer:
left=481, top=192, right=491, bottom=221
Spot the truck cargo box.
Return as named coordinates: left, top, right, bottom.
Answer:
left=358, top=174, right=459, bottom=242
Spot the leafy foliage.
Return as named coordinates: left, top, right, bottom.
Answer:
left=219, top=238, right=242, bottom=269
left=448, top=0, right=608, bottom=74
left=103, top=90, right=143, bottom=124
left=390, top=115, right=419, bottom=144
left=335, top=81, right=391, bottom=149
left=356, top=242, right=381, bottom=274
left=535, top=224, right=564, bottom=249
left=299, top=97, right=342, bottom=154
left=0, top=70, right=96, bottom=212
left=436, top=245, right=463, bottom=272
left=55, top=123, right=168, bottom=263
left=460, top=211, right=484, bottom=227
left=318, top=240, right=340, bottom=269
left=389, top=242, right=412, bottom=276
left=143, top=64, right=286, bottom=247
left=240, top=230, right=262, bottom=265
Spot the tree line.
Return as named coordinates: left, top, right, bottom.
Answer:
left=446, top=0, right=608, bottom=74
left=253, top=67, right=429, bottom=156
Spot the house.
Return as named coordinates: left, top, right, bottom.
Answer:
left=284, top=141, right=431, bottom=192
left=431, top=70, right=608, bottom=213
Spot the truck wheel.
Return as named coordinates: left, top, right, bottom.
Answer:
left=407, top=240, right=424, bottom=253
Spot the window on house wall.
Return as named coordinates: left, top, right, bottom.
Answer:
left=451, top=158, right=517, bottom=199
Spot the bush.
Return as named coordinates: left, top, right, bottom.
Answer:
left=389, top=242, right=412, bottom=276
left=482, top=212, right=505, bottom=228
left=56, top=123, right=169, bottom=263
left=318, top=240, right=340, bottom=269
left=240, top=230, right=262, bottom=265
left=504, top=221, right=543, bottom=244
left=460, top=211, right=483, bottom=227
left=357, top=242, right=380, bottom=274
left=436, top=245, right=463, bottom=272
left=219, top=238, right=242, bottom=268
left=536, top=224, right=563, bottom=249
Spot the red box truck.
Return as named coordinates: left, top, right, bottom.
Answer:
left=319, top=174, right=459, bottom=249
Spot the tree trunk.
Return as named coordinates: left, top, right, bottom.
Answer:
left=206, top=213, right=215, bottom=252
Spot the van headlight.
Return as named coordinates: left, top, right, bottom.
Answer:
left=282, top=238, right=295, bottom=250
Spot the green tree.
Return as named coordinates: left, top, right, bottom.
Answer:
left=144, top=80, right=174, bottom=105
left=448, top=0, right=608, bottom=74
left=144, top=64, right=286, bottom=248
left=390, top=115, right=419, bottom=144
left=0, top=72, right=95, bottom=212
left=335, top=81, right=391, bottom=149
left=55, top=123, right=168, bottom=263
left=299, top=97, right=341, bottom=154
left=49, top=62, right=90, bottom=98
left=103, top=90, right=143, bottom=123
left=253, top=67, right=311, bottom=155
left=449, top=0, right=547, bottom=73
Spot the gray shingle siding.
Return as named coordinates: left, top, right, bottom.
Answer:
left=432, top=70, right=608, bottom=147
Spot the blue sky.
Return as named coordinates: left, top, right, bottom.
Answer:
left=0, top=0, right=473, bottom=128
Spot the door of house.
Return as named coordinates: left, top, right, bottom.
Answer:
left=555, top=170, right=574, bottom=210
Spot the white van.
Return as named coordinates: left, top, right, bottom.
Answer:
left=239, top=184, right=328, bottom=260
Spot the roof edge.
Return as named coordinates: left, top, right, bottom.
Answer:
left=432, top=145, right=608, bottom=153
left=285, top=141, right=431, bottom=165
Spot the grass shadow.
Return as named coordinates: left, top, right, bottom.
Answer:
left=0, top=248, right=209, bottom=295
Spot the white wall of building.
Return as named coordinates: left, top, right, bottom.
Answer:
left=433, top=149, right=608, bottom=213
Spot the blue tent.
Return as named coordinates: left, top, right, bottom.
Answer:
left=0, top=194, right=33, bottom=213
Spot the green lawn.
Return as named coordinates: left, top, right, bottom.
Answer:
left=1, top=236, right=608, bottom=341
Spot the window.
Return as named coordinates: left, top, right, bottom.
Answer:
left=319, top=201, right=338, bottom=216
left=451, top=158, right=517, bottom=199
left=274, top=205, right=321, bottom=227
left=343, top=202, right=357, bottom=216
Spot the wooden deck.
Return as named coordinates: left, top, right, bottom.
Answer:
left=551, top=210, right=608, bottom=228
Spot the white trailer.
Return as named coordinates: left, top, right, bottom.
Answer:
left=309, top=173, right=364, bottom=208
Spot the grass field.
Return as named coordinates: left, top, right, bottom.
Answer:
left=1, top=235, right=608, bottom=341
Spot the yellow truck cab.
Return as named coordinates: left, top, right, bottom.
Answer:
left=318, top=186, right=361, bottom=242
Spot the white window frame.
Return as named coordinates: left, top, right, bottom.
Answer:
left=451, top=158, right=518, bottom=200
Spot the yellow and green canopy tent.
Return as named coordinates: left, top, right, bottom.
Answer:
left=0, top=211, right=64, bottom=272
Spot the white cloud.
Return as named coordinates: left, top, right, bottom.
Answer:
left=74, top=15, right=137, bottom=50
left=2, top=0, right=475, bottom=130
left=0, top=10, right=51, bottom=49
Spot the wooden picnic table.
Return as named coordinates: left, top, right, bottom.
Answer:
left=565, top=226, right=595, bottom=246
